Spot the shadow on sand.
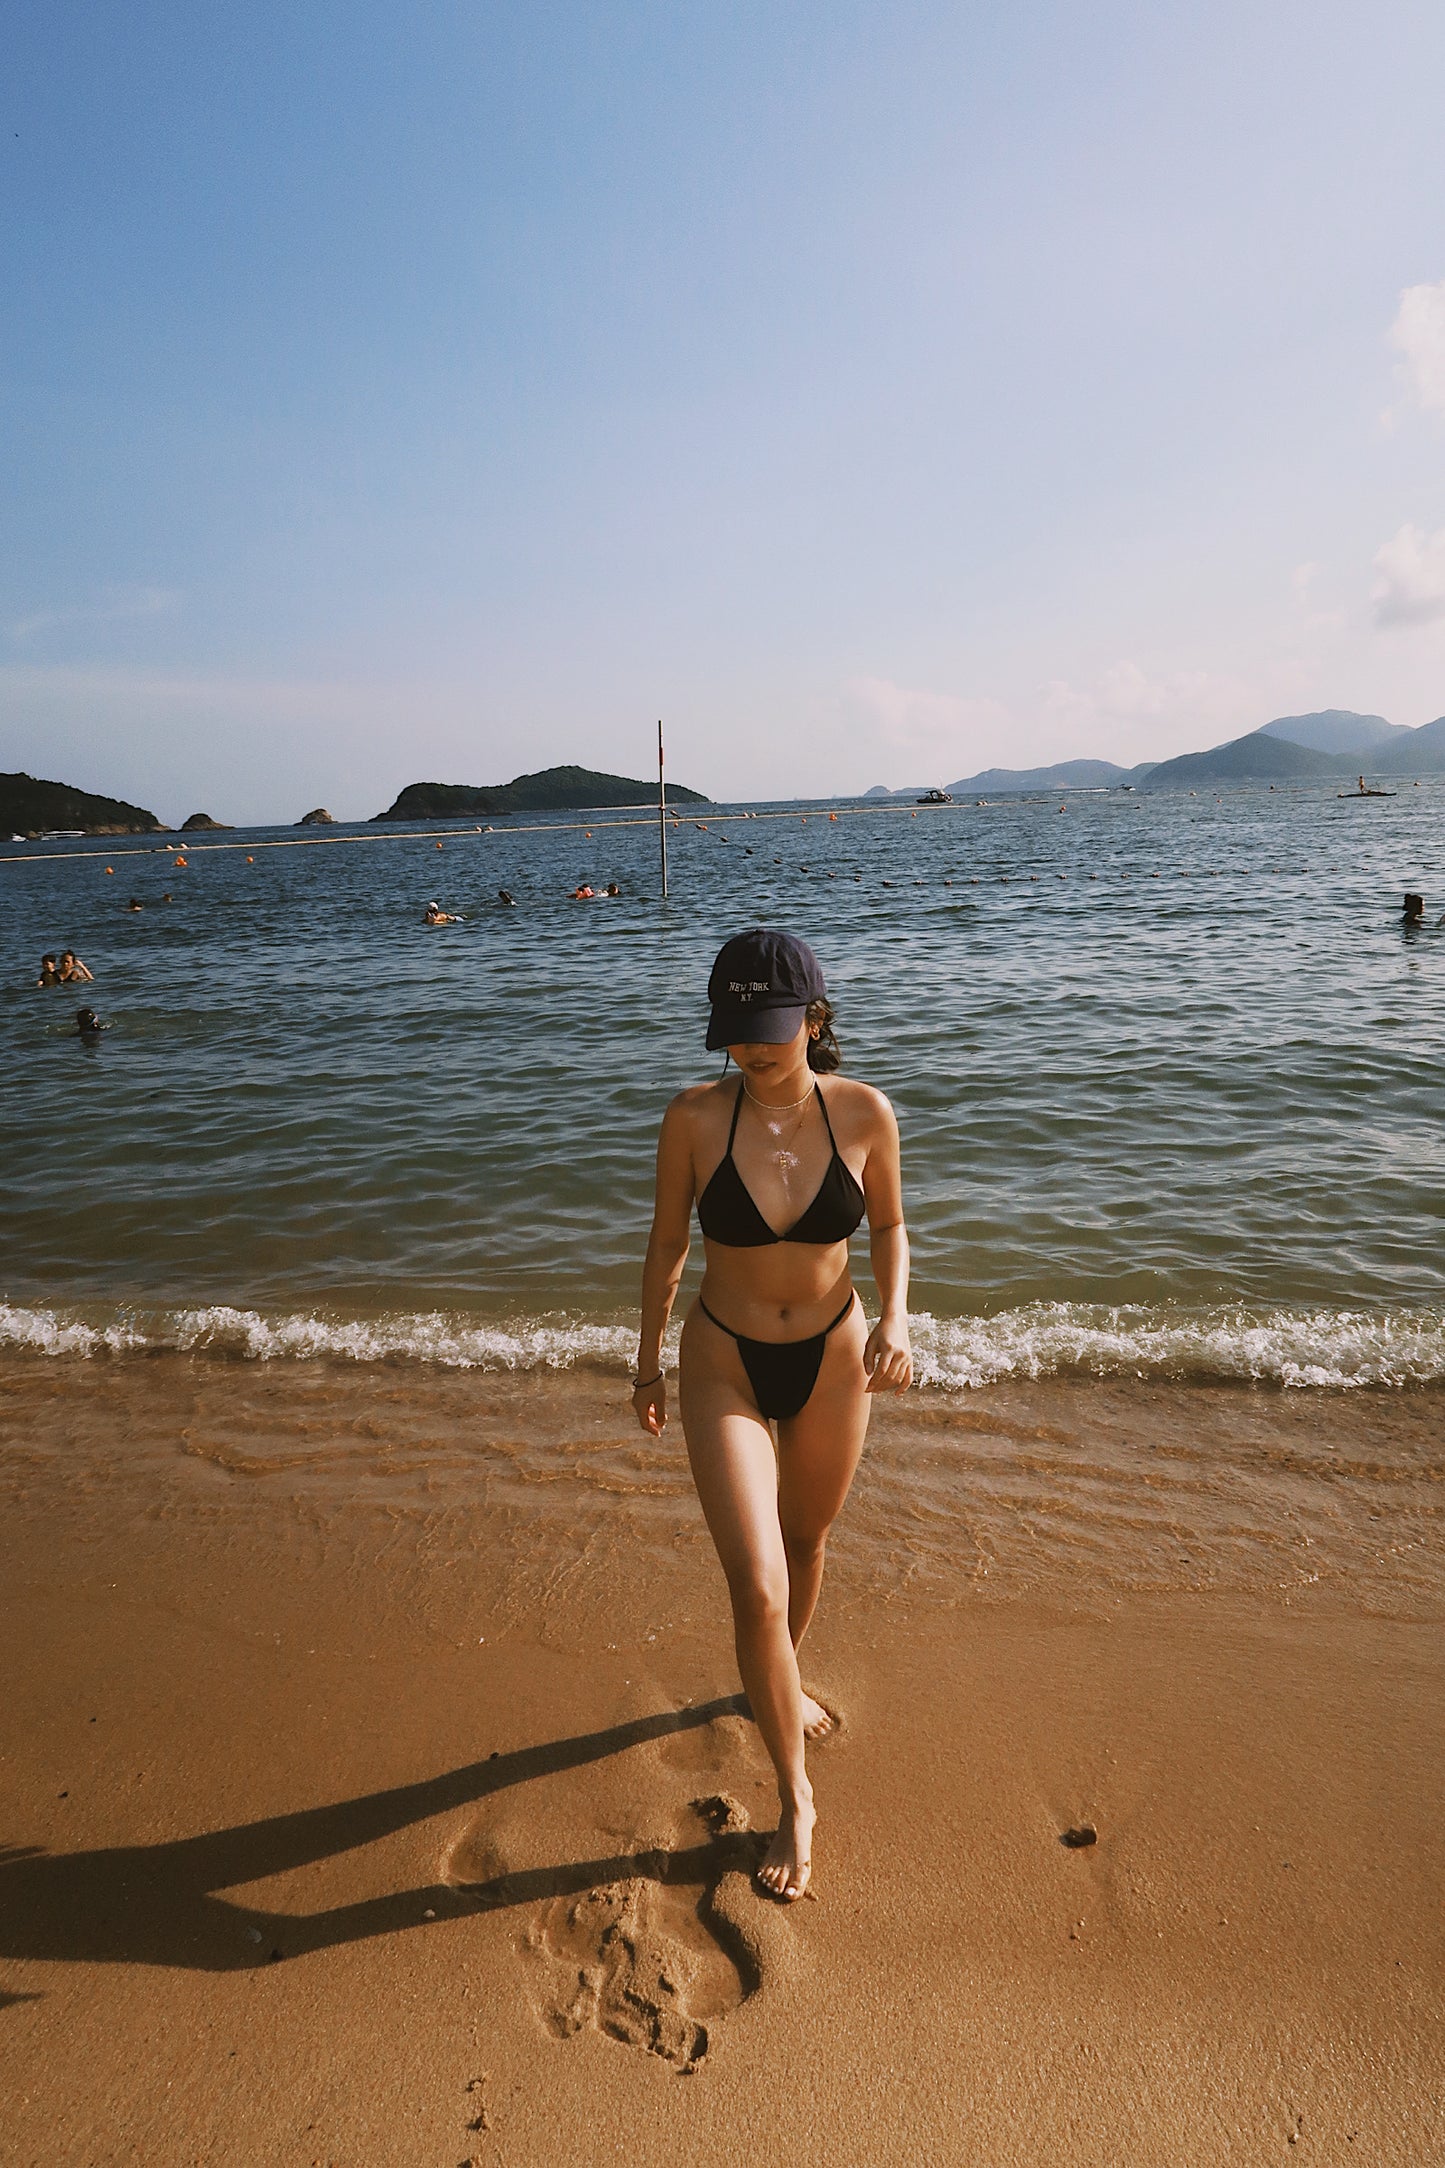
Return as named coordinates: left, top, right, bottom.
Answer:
left=0, top=1695, right=757, bottom=1976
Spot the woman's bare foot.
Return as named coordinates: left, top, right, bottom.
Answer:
left=756, top=1792, right=815, bottom=1902
left=799, top=1691, right=836, bottom=1741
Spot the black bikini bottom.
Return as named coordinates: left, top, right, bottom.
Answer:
left=697, top=1293, right=857, bottom=1422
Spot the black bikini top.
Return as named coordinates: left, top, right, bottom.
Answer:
left=697, top=1080, right=867, bottom=1248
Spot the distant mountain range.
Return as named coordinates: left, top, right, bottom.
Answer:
left=867, top=708, right=1445, bottom=798
left=865, top=756, right=1152, bottom=798
left=1143, top=713, right=1445, bottom=790
left=375, top=765, right=709, bottom=820
left=1256, top=709, right=1409, bottom=754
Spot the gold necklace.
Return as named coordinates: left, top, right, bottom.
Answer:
left=742, top=1079, right=815, bottom=1111
left=743, top=1078, right=815, bottom=1172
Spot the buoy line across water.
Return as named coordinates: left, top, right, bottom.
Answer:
left=0, top=792, right=1338, bottom=866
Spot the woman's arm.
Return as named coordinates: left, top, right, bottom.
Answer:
left=632, top=1096, right=696, bottom=1436
left=860, top=1091, right=912, bottom=1393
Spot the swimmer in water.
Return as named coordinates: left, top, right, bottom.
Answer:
left=632, top=929, right=911, bottom=1903
left=74, top=1006, right=108, bottom=1039
left=36, top=952, right=61, bottom=987
left=424, top=902, right=462, bottom=925
left=127, top=897, right=144, bottom=912
left=497, top=888, right=516, bottom=906
left=605, top=882, right=621, bottom=897
left=573, top=884, right=596, bottom=900
left=59, top=950, right=94, bottom=983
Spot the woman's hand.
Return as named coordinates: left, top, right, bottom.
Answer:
left=632, top=1375, right=667, bottom=1436
left=863, top=1314, right=912, bottom=1394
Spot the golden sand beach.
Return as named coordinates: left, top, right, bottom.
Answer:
left=2, top=1356, right=1442, bottom=2164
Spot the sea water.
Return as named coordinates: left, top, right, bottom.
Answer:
left=4, top=779, right=1443, bottom=1389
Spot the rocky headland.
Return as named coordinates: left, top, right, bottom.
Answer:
left=1, top=771, right=162, bottom=837
left=374, top=765, right=709, bottom=821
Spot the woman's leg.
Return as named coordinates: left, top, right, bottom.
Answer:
left=777, top=1304, right=871, bottom=1719
left=679, top=1316, right=814, bottom=1899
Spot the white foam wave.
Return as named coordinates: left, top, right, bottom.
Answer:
left=2, top=1300, right=1443, bottom=1388
left=0, top=1304, right=149, bottom=1357
left=0, top=1302, right=637, bottom=1371
left=910, top=1304, right=1445, bottom=1389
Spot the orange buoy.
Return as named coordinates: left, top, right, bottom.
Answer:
left=105, top=866, right=114, bottom=875
left=246, top=855, right=254, bottom=863
left=174, top=856, right=188, bottom=867
left=585, top=830, right=592, bottom=838
left=436, top=840, right=444, bottom=850
left=829, top=812, right=838, bottom=821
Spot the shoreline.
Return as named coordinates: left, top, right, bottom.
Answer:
left=3, top=1357, right=1443, bottom=2161
left=7, top=1294, right=1445, bottom=1389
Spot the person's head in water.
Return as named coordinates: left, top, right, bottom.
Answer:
left=127, top=896, right=143, bottom=911
left=705, top=928, right=841, bottom=1079
left=74, top=1006, right=106, bottom=1038
left=1403, top=893, right=1425, bottom=924
left=497, top=887, right=515, bottom=906
left=37, top=952, right=59, bottom=986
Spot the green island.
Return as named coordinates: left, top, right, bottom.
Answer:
left=1, top=770, right=162, bottom=837
left=374, top=765, right=709, bottom=821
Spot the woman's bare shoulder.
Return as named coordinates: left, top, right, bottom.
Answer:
left=663, top=1080, right=735, bottom=1126
left=822, top=1074, right=896, bottom=1129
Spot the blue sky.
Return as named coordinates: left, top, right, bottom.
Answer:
left=4, top=0, right=1445, bottom=821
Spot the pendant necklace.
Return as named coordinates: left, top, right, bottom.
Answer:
left=743, top=1078, right=815, bottom=1173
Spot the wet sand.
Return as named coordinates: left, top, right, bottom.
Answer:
left=2, top=1355, right=1443, bottom=2164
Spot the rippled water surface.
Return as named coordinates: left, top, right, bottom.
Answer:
left=4, top=781, right=1444, bottom=1378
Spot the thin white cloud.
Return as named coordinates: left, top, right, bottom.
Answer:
left=1389, top=280, right=1445, bottom=416
left=1041, top=659, right=1215, bottom=728
left=845, top=675, right=1010, bottom=763
left=5, top=586, right=180, bottom=642
left=1287, top=558, right=1343, bottom=634
left=1371, top=523, right=1445, bottom=629
left=1038, top=659, right=1265, bottom=762
left=0, top=659, right=418, bottom=726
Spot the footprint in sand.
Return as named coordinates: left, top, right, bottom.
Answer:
left=444, top=1787, right=764, bottom=2075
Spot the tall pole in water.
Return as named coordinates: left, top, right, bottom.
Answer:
left=658, top=718, right=669, bottom=900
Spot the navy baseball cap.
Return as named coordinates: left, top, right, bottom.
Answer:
left=705, top=928, right=826, bottom=1050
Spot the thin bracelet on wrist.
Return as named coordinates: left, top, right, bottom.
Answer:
left=632, top=1370, right=663, bottom=1391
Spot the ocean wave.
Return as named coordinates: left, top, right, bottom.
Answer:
left=0, top=1302, right=637, bottom=1370
left=910, top=1304, right=1445, bottom=1389
left=2, top=1298, right=1444, bottom=1387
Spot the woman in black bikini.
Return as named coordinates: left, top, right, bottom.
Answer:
left=632, top=928, right=912, bottom=1901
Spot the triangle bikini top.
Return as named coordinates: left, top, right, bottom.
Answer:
left=697, top=1079, right=867, bottom=1248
